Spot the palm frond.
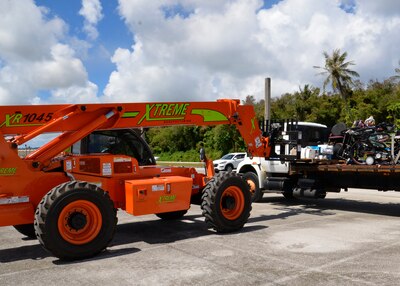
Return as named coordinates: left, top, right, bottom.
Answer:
left=315, top=49, right=359, bottom=95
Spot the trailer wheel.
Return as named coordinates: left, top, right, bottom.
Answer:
left=34, top=181, right=117, bottom=260
left=156, top=210, right=187, bottom=220
left=201, top=172, right=251, bottom=233
left=242, top=172, right=262, bottom=202
left=282, top=191, right=295, bottom=200
left=13, top=223, right=36, bottom=239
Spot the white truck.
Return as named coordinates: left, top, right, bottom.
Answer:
left=237, top=121, right=332, bottom=202
left=238, top=120, right=400, bottom=202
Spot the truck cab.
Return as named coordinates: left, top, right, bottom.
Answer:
left=237, top=122, right=329, bottom=201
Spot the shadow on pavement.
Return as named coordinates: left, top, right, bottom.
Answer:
left=3, top=194, right=397, bottom=264
left=0, top=244, right=49, bottom=263
left=111, top=214, right=266, bottom=246
left=257, top=195, right=400, bottom=217
left=248, top=204, right=335, bottom=224
left=0, top=213, right=266, bottom=264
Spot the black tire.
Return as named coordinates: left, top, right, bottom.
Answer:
left=156, top=210, right=187, bottom=220
left=282, top=191, right=295, bottom=200
left=332, top=142, right=343, bottom=159
left=34, top=181, right=117, bottom=260
left=201, top=172, right=251, bottom=233
left=242, top=172, right=262, bottom=202
left=13, top=223, right=36, bottom=239
left=225, top=165, right=233, bottom=172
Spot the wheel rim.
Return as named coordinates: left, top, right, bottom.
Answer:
left=58, top=200, right=102, bottom=245
left=247, top=179, right=256, bottom=195
left=220, top=186, right=245, bottom=220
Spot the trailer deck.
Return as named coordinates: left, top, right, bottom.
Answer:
left=289, top=160, right=400, bottom=191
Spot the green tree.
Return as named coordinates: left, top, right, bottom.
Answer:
left=390, top=60, right=400, bottom=83
left=395, top=60, right=400, bottom=79
left=387, top=102, right=400, bottom=127
left=314, top=49, right=360, bottom=99
left=243, top=95, right=256, bottom=105
left=314, top=49, right=359, bottom=122
left=146, top=126, right=201, bottom=154
left=310, top=93, right=343, bottom=127
left=243, top=95, right=264, bottom=121
left=204, top=125, right=245, bottom=157
left=293, top=84, right=319, bottom=121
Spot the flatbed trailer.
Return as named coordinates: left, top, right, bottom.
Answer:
left=289, top=159, right=400, bottom=192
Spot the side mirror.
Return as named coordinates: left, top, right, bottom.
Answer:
left=199, top=147, right=206, bottom=161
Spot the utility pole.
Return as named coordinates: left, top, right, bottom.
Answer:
left=264, top=77, right=271, bottom=122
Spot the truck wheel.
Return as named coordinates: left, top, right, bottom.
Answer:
left=156, top=210, right=187, bottom=220
left=201, top=172, right=251, bottom=233
left=13, top=223, right=36, bottom=239
left=34, top=181, right=117, bottom=260
left=242, top=172, right=262, bottom=202
left=225, top=165, right=233, bottom=172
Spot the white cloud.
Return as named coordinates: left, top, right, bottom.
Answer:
left=103, top=0, right=266, bottom=102
left=355, top=0, right=400, bottom=17
left=79, top=0, right=103, bottom=40
left=0, top=1, right=63, bottom=62
left=1, top=0, right=399, bottom=107
left=46, top=82, right=99, bottom=104
left=31, top=44, right=88, bottom=89
left=0, top=0, right=98, bottom=105
left=103, top=0, right=400, bottom=103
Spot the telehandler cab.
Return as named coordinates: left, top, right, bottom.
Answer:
left=0, top=99, right=269, bottom=260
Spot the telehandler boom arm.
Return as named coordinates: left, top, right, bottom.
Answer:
left=0, top=99, right=270, bottom=169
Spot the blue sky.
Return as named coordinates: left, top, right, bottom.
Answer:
left=37, top=0, right=131, bottom=93
left=0, top=0, right=399, bottom=106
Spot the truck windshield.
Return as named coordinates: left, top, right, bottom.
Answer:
left=297, top=125, right=329, bottom=147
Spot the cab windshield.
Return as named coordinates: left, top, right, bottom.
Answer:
left=71, top=129, right=155, bottom=166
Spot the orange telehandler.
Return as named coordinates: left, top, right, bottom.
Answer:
left=0, top=99, right=270, bottom=260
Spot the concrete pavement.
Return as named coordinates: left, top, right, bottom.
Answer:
left=1, top=189, right=400, bottom=285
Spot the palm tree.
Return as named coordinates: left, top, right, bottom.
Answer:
left=394, top=60, right=400, bottom=81
left=314, top=49, right=360, bottom=102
